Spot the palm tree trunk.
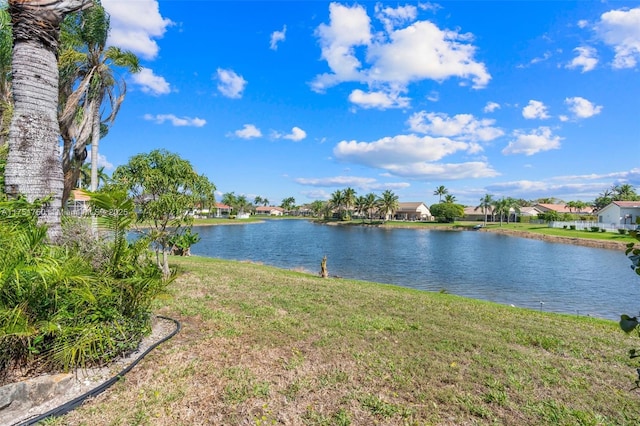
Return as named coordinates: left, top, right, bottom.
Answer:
left=89, top=98, right=100, bottom=191
left=4, top=38, right=64, bottom=239
left=5, top=0, right=93, bottom=241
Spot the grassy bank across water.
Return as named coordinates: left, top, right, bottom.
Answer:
left=56, top=256, right=639, bottom=425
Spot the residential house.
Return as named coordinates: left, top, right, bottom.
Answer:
left=519, top=206, right=542, bottom=218
left=394, top=202, right=432, bottom=221
left=214, top=202, right=232, bottom=218
left=255, top=206, right=284, bottom=216
left=596, top=201, right=640, bottom=229
left=463, top=205, right=541, bottom=222
left=463, top=206, right=494, bottom=222
left=66, top=189, right=91, bottom=216
left=534, top=203, right=594, bottom=215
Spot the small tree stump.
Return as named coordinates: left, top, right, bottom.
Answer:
left=320, top=255, right=328, bottom=278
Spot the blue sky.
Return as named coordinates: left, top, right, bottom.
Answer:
left=96, top=0, right=640, bottom=207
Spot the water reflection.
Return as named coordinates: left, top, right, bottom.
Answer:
left=191, top=220, right=639, bottom=321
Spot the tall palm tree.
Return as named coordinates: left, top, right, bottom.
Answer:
left=280, top=196, right=296, bottom=213
left=58, top=1, right=140, bottom=203
left=5, top=0, right=93, bottom=240
left=236, top=195, right=249, bottom=214
left=378, top=190, right=399, bottom=222
left=221, top=192, right=237, bottom=213
left=343, top=187, right=356, bottom=219
left=475, top=194, right=494, bottom=225
left=309, top=200, right=325, bottom=218
left=433, top=185, right=448, bottom=202
left=77, top=163, right=107, bottom=189
left=329, top=189, right=345, bottom=219
left=613, top=184, right=638, bottom=201
left=505, top=197, right=521, bottom=223
left=565, top=200, right=577, bottom=213
left=444, top=194, right=457, bottom=204
left=354, top=195, right=368, bottom=222
left=363, top=192, right=378, bottom=221
left=492, top=198, right=509, bottom=226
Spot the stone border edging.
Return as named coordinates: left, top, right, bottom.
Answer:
left=13, top=316, right=181, bottom=426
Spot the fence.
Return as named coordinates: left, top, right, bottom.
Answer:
left=548, top=221, right=638, bottom=232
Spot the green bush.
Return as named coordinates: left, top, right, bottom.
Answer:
left=619, top=229, right=628, bottom=235
left=591, top=226, right=600, bottom=232
left=0, top=196, right=170, bottom=380
left=569, top=225, right=576, bottom=230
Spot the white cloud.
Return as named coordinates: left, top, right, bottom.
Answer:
left=131, top=68, right=171, bottom=95
left=295, top=176, right=377, bottom=187
left=566, top=46, right=598, bottom=72
left=482, top=168, right=640, bottom=201
left=312, top=3, right=490, bottom=109
left=502, top=127, right=562, bottom=156
left=383, top=161, right=499, bottom=180
left=565, top=96, right=603, bottom=118
left=270, top=25, right=287, bottom=50
left=522, top=100, right=550, bottom=120
left=102, top=0, right=172, bottom=60
left=234, top=124, right=262, bottom=139
left=407, top=111, right=504, bottom=143
left=86, top=152, right=114, bottom=171
left=597, top=7, right=640, bottom=69
left=143, top=114, right=206, bottom=127
left=283, top=127, right=307, bottom=141
left=374, top=4, right=418, bottom=33
left=313, top=3, right=372, bottom=91
left=216, top=68, right=247, bottom=99
left=577, top=19, right=589, bottom=29
left=295, top=176, right=410, bottom=192
left=366, top=21, right=490, bottom=88
left=483, top=102, right=500, bottom=113
left=348, top=89, right=410, bottom=109
left=530, top=51, right=552, bottom=64
left=334, top=134, right=468, bottom=167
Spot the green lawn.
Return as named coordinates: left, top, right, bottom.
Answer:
left=472, top=222, right=637, bottom=244
left=54, top=255, right=640, bottom=425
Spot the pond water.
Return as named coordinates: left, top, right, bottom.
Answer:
left=191, top=219, right=640, bottom=321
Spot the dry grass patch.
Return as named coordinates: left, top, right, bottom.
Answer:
left=50, top=256, right=640, bottom=425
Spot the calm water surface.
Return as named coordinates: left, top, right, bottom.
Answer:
left=191, top=219, right=640, bottom=321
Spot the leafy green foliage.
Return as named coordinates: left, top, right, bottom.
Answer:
left=430, top=202, right=464, bottom=223
left=111, top=149, right=215, bottom=277
left=169, top=228, right=201, bottom=256
left=0, top=196, right=169, bottom=379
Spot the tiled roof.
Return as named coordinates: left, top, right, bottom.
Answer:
left=70, top=189, right=91, bottom=201
left=613, top=201, right=640, bottom=208
left=255, top=206, right=284, bottom=212
left=397, top=202, right=427, bottom=210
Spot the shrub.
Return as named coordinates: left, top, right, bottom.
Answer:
left=0, top=196, right=171, bottom=381
left=619, top=229, right=628, bottom=235
left=569, top=225, right=576, bottom=230
left=591, top=226, right=600, bottom=232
